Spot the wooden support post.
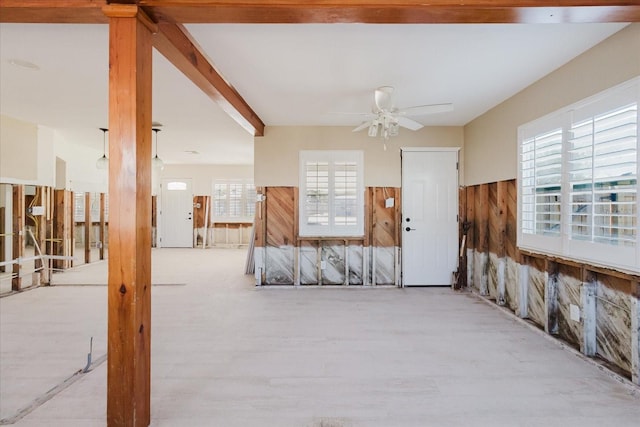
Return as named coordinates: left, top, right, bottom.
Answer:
left=84, top=192, right=91, bottom=264
left=581, top=273, right=597, bottom=357
left=630, top=283, right=639, bottom=385
left=104, top=5, right=155, bottom=426
left=12, top=185, right=24, bottom=291
left=517, top=256, right=529, bottom=318
left=100, top=193, right=106, bottom=260
left=35, top=186, right=48, bottom=285
left=70, top=192, right=75, bottom=267
left=545, top=260, right=559, bottom=335
left=53, top=190, right=63, bottom=270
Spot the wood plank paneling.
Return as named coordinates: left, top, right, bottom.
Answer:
left=265, top=187, right=295, bottom=247
left=476, top=184, right=489, bottom=253
left=466, top=185, right=475, bottom=250
left=193, top=195, right=209, bottom=228
left=595, top=273, right=634, bottom=295
left=490, top=181, right=507, bottom=258
left=505, top=179, right=518, bottom=260
left=364, top=187, right=372, bottom=247
left=372, top=187, right=396, bottom=248
left=394, top=188, right=401, bottom=247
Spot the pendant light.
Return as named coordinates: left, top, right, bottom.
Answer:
left=96, top=127, right=109, bottom=170
left=152, top=128, right=164, bottom=171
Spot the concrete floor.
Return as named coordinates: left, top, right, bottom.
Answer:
left=1, top=248, right=639, bottom=426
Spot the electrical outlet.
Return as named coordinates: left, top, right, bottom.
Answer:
left=385, top=198, right=394, bottom=208
left=29, top=206, right=45, bottom=216
left=320, top=260, right=327, bottom=270
left=570, top=304, right=581, bottom=322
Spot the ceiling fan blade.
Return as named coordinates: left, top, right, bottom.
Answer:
left=397, top=116, right=424, bottom=131
left=352, top=121, right=373, bottom=132
left=328, top=111, right=373, bottom=116
left=397, top=103, right=454, bottom=116
left=374, top=86, right=394, bottom=111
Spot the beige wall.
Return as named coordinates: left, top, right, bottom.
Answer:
left=464, top=23, right=640, bottom=186
left=255, top=126, right=464, bottom=187
left=161, top=164, right=254, bottom=196
left=0, top=115, right=38, bottom=183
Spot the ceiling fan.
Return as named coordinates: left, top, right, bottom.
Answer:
left=351, top=86, right=453, bottom=143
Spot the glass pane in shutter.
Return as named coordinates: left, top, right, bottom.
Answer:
left=305, top=161, right=329, bottom=226
left=334, top=161, right=357, bottom=226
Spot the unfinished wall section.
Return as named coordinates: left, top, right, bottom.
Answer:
left=462, top=179, right=640, bottom=385
left=254, top=186, right=400, bottom=286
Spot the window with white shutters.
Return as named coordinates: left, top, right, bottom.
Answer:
left=570, top=104, right=638, bottom=247
left=212, top=180, right=256, bottom=221
left=518, top=77, right=639, bottom=271
left=299, top=151, right=363, bottom=236
left=73, top=192, right=85, bottom=222
left=521, top=128, right=563, bottom=237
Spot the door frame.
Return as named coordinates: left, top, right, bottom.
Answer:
left=400, top=147, right=460, bottom=287
left=159, top=178, right=194, bottom=248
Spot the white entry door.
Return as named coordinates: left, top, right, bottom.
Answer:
left=161, top=178, right=193, bottom=248
left=401, top=149, right=459, bottom=286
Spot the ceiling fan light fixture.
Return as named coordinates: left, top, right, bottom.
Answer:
left=368, top=122, right=379, bottom=137
left=389, top=122, right=399, bottom=137
left=349, top=86, right=454, bottom=143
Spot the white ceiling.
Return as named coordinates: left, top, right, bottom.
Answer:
left=0, top=22, right=628, bottom=165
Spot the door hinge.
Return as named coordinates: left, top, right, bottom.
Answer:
left=456, top=162, right=459, bottom=170
left=457, top=214, right=459, bottom=222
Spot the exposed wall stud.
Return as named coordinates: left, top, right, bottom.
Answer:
left=631, top=284, right=639, bottom=385
left=545, top=261, right=559, bottom=335
left=517, top=260, right=529, bottom=318
left=84, top=192, right=91, bottom=264
left=581, top=275, right=597, bottom=357
left=12, top=185, right=24, bottom=291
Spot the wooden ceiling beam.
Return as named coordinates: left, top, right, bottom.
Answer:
left=147, top=2, right=640, bottom=24
left=1, top=1, right=639, bottom=24
left=152, top=21, right=265, bottom=136
left=0, top=0, right=108, bottom=23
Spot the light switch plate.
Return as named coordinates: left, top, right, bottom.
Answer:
left=385, top=198, right=394, bottom=208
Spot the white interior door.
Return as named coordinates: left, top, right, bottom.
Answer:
left=401, top=149, right=458, bottom=286
left=161, top=179, right=193, bottom=248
